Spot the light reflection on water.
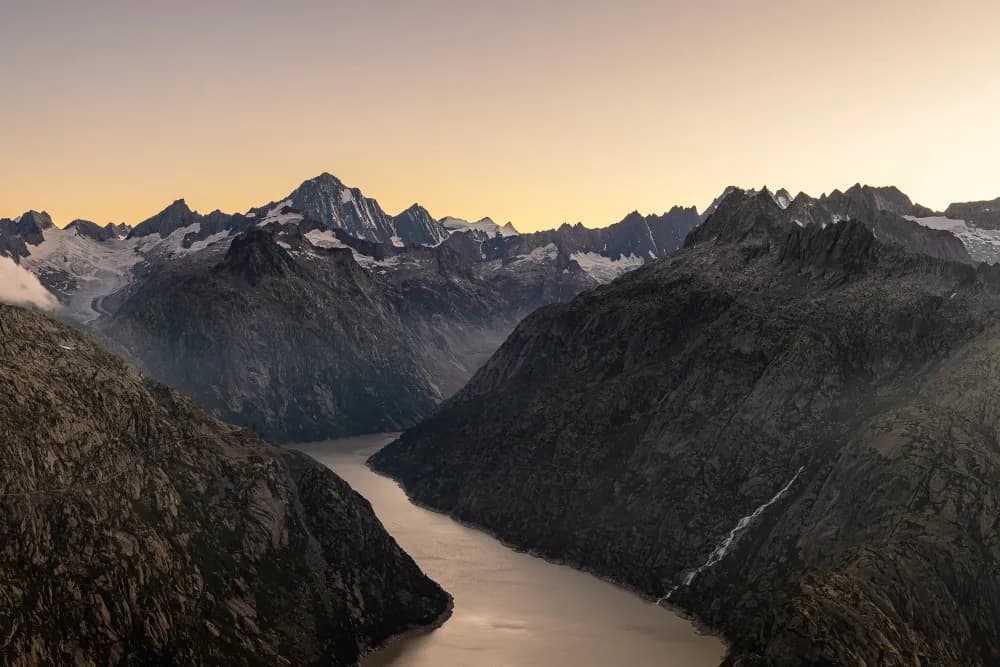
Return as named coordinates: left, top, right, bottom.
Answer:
left=296, top=434, right=725, bottom=667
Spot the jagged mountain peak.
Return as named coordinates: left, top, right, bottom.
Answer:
left=701, top=185, right=743, bottom=221
left=308, top=171, right=345, bottom=186
left=772, top=188, right=793, bottom=210
left=291, top=172, right=352, bottom=198
left=158, top=198, right=193, bottom=215
left=66, top=219, right=122, bottom=242
left=689, top=187, right=785, bottom=247
left=18, top=210, right=55, bottom=230
left=667, top=204, right=700, bottom=216
left=283, top=172, right=395, bottom=243
left=0, top=210, right=55, bottom=248
left=128, top=198, right=199, bottom=239
left=392, top=203, right=448, bottom=246
left=688, top=187, right=970, bottom=265
left=401, top=202, right=431, bottom=216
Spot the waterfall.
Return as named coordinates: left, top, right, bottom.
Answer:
left=657, top=466, right=804, bottom=606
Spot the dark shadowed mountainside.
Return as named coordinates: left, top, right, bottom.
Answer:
left=372, top=189, right=1000, bottom=666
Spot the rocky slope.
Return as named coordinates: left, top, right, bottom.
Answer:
left=0, top=303, right=450, bottom=665
left=371, top=188, right=1000, bottom=665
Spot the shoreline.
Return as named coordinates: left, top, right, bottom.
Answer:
left=362, top=451, right=731, bottom=661
left=358, top=594, right=455, bottom=666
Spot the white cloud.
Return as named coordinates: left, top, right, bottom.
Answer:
left=0, top=256, right=58, bottom=310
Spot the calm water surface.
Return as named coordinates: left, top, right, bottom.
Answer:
left=296, top=434, right=725, bottom=667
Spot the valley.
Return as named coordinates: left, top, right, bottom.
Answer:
left=7, top=5, right=1000, bottom=663
left=297, top=435, right=726, bottom=667
left=5, top=178, right=1000, bottom=665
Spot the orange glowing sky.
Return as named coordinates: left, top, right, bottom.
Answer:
left=3, top=1, right=999, bottom=232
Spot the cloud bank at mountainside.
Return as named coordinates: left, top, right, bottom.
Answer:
left=0, top=257, right=58, bottom=309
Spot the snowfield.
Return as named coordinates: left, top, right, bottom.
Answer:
left=19, top=226, right=144, bottom=322
left=571, top=251, right=645, bottom=284
left=907, top=215, right=1000, bottom=264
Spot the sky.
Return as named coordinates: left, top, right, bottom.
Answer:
left=3, top=0, right=999, bottom=232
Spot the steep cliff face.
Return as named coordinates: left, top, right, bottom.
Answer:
left=0, top=303, right=450, bottom=665
left=371, top=191, right=1000, bottom=665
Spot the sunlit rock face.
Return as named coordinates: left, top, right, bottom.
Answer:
left=0, top=303, right=450, bottom=665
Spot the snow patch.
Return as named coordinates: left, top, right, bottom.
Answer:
left=304, top=229, right=348, bottom=249
left=908, top=215, right=1000, bottom=264
left=570, top=252, right=644, bottom=284
left=258, top=200, right=304, bottom=227
left=19, top=226, right=144, bottom=322
left=514, top=243, right=559, bottom=265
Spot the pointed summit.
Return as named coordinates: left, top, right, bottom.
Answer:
left=283, top=172, right=395, bottom=243
left=19, top=210, right=54, bottom=231
left=129, top=199, right=198, bottom=239
left=773, top=188, right=793, bottom=210
left=392, top=203, right=449, bottom=246
left=0, top=210, right=54, bottom=247
left=701, top=186, right=742, bottom=222
left=67, top=219, right=114, bottom=242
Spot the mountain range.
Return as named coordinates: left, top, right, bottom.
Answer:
left=2, top=177, right=999, bottom=443
left=0, top=172, right=700, bottom=440
left=6, top=175, right=1000, bottom=664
